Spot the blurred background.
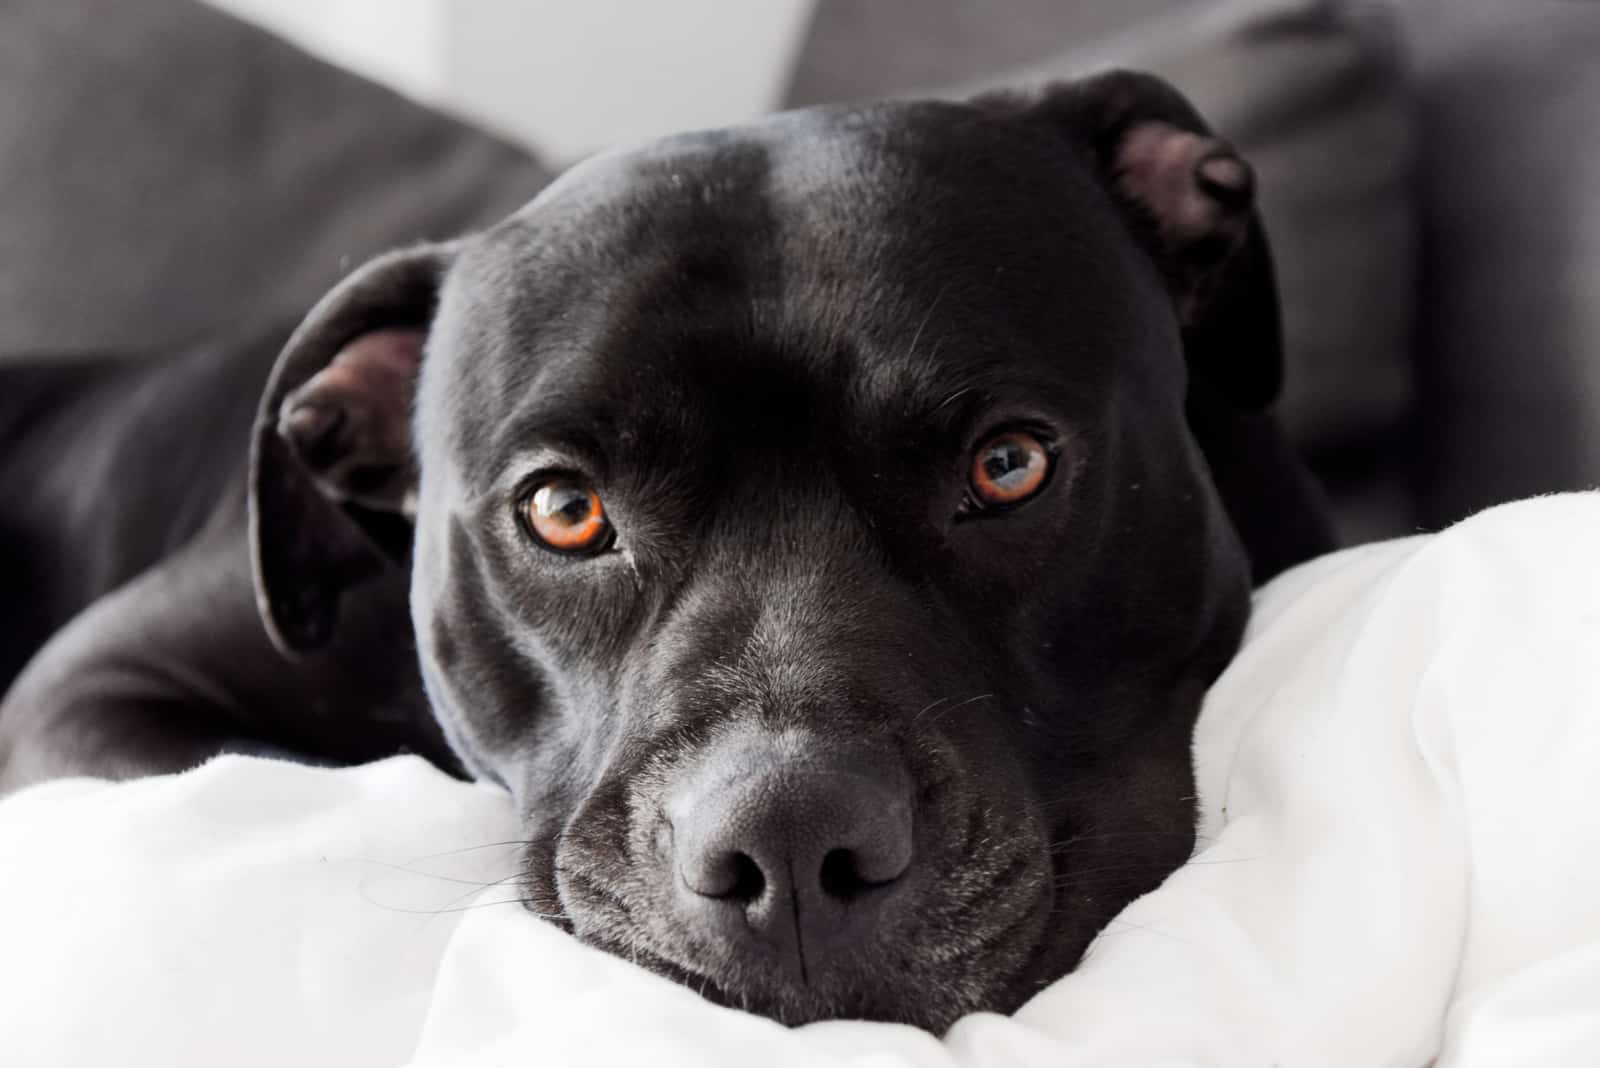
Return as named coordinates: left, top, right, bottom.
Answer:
left=205, top=0, right=816, bottom=159
left=2, top=0, right=1598, bottom=544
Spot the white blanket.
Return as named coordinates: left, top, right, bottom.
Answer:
left=2, top=493, right=1597, bottom=1067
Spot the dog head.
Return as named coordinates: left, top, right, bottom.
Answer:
left=250, top=72, right=1282, bottom=1029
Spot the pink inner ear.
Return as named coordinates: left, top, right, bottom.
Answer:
left=1115, top=122, right=1251, bottom=245
left=276, top=327, right=424, bottom=505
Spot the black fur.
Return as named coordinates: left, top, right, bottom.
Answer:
left=0, top=74, right=1334, bottom=1030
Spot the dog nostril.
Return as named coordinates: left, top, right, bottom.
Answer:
left=819, top=847, right=874, bottom=900
left=727, top=852, right=765, bottom=903
left=683, top=848, right=768, bottom=901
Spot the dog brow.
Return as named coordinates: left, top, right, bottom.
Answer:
left=486, top=402, right=613, bottom=484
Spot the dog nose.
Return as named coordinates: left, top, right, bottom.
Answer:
left=676, top=771, right=913, bottom=899
left=667, top=741, right=915, bottom=978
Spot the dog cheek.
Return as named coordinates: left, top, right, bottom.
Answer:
left=550, top=758, right=677, bottom=961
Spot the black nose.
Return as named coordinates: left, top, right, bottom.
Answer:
left=666, top=739, right=915, bottom=981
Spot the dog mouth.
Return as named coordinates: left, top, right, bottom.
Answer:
left=507, top=749, right=1203, bottom=1030
left=542, top=850, right=1058, bottom=1030
left=520, top=753, right=1062, bottom=1031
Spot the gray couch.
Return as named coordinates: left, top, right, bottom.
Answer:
left=3, top=0, right=1596, bottom=543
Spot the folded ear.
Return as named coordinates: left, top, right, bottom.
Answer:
left=249, top=242, right=457, bottom=656
left=979, top=70, right=1282, bottom=410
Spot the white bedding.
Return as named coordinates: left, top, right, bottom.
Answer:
left=2, top=493, right=1597, bottom=1067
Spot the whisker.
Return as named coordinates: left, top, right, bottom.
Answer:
left=1094, top=915, right=1189, bottom=946
left=906, top=281, right=953, bottom=366
left=1048, top=830, right=1214, bottom=854
left=930, top=385, right=975, bottom=414
left=358, top=864, right=532, bottom=920
left=910, top=696, right=953, bottom=726
left=358, top=857, right=523, bottom=888
left=923, top=692, right=995, bottom=728
left=1051, top=862, right=1159, bottom=882
left=398, top=839, right=539, bottom=863
left=356, top=894, right=562, bottom=919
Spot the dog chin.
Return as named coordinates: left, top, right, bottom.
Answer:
left=543, top=880, right=1059, bottom=1033
left=594, top=942, right=1019, bottom=1032
left=695, top=975, right=991, bottom=1032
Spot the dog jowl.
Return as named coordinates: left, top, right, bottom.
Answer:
left=251, top=72, right=1330, bottom=1030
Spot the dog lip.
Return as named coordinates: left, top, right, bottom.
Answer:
left=553, top=802, right=1055, bottom=1029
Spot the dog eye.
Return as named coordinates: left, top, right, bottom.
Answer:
left=521, top=479, right=613, bottom=554
left=969, top=431, right=1051, bottom=509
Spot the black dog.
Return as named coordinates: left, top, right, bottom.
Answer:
left=0, top=72, right=1333, bottom=1029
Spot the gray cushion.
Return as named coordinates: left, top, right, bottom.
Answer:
left=0, top=0, right=548, bottom=356
left=1395, top=0, right=1600, bottom=527
left=788, top=1, right=1417, bottom=542
left=786, top=0, right=1191, bottom=106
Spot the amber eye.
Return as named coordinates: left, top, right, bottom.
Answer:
left=522, top=479, right=612, bottom=554
left=970, top=431, right=1052, bottom=508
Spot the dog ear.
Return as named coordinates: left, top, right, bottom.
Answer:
left=981, top=70, right=1282, bottom=410
left=249, top=241, right=457, bottom=656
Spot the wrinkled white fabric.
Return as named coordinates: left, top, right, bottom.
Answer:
left=1, top=493, right=1596, bottom=1067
